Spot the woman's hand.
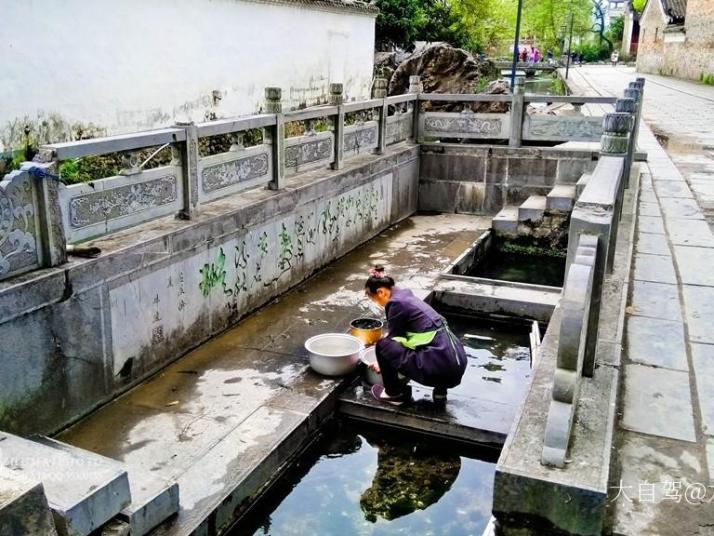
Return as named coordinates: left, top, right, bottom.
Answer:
left=367, top=362, right=381, bottom=373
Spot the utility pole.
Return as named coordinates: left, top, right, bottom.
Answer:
left=510, top=0, right=524, bottom=91
left=565, top=7, right=575, bottom=79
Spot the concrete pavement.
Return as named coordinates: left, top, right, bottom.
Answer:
left=571, top=66, right=714, bottom=535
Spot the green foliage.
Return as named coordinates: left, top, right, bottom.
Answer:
left=375, top=0, right=423, bottom=50
left=700, top=73, right=714, bottom=86
left=608, top=14, right=624, bottom=41
left=632, top=0, right=647, bottom=13
left=576, top=41, right=612, bottom=61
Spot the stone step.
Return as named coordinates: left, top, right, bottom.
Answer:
left=492, top=206, right=519, bottom=235
left=546, top=185, right=577, bottom=212
left=518, top=195, right=547, bottom=222
left=576, top=172, right=591, bottom=198
left=0, top=432, right=131, bottom=536
left=0, top=470, right=58, bottom=535
left=36, top=438, right=179, bottom=536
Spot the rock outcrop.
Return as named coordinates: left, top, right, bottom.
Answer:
left=385, top=43, right=502, bottom=112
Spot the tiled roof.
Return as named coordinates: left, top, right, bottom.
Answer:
left=243, top=0, right=379, bottom=15
left=661, top=0, right=687, bottom=23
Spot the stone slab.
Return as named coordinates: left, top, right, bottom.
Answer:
left=691, top=343, right=714, bottom=437
left=630, top=280, right=682, bottom=322
left=708, top=438, right=714, bottom=484
left=639, top=190, right=658, bottom=204
left=36, top=437, right=179, bottom=536
left=633, top=253, right=677, bottom=284
left=518, top=195, right=547, bottom=222
left=338, top=382, right=510, bottom=447
left=660, top=197, right=705, bottom=220
left=546, top=185, right=576, bottom=211
left=635, top=233, right=670, bottom=256
left=653, top=179, right=694, bottom=199
left=673, top=246, right=714, bottom=287
left=492, top=206, right=519, bottom=235
left=626, top=316, right=688, bottom=371
left=611, top=431, right=713, bottom=536
left=0, top=432, right=131, bottom=536
left=682, top=284, right=714, bottom=344
left=621, top=364, right=696, bottom=442
left=576, top=172, right=591, bottom=197
left=638, top=202, right=661, bottom=217
left=664, top=218, right=714, bottom=247
left=638, top=215, right=665, bottom=235
left=0, top=471, right=58, bottom=535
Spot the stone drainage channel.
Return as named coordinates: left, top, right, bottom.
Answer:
left=45, top=214, right=557, bottom=536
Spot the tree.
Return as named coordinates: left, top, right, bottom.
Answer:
left=608, top=14, right=624, bottom=41
left=374, top=0, right=423, bottom=50
left=591, top=0, right=613, bottom=52
left=632, top=0, right=647, bottom=14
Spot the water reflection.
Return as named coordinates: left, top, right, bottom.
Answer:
left=241, top=423, right=495, bottom=536
left=359, top=435, right=461, bottom=522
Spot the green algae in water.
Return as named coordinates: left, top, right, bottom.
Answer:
left=238, top=424, right=496, bottom=536
left=468, top=250, right=565, bottom=287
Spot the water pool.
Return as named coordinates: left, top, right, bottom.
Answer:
left=233, top=422, right=497, bottom=536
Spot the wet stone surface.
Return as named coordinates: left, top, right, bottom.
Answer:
left=56, top=214, right=488, bottom=534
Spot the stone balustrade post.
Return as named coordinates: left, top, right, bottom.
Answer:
left=409, top=76, right=422, bottom=142
left=264, top=87, right=285, bottom=190
left=372, top=77, right=388, bottom=99
left=600, top=112, right=633, bottom=272
left=23, top=157, right=67, bottom=268
left=615, top=97, right=637, bottom=190
left=330, top=83, right=345, bottom=170
left=373, top=78, right=389, bottom=155
left=174, top=121, right=200, bottom=219
left=624, top=84, right=643, bottom=153
left=509, top=77, right=526, bottom=147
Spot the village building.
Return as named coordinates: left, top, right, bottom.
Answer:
left=636, top=0, right=714, bottom=80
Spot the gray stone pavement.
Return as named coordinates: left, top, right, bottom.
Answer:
left=567, top=65, right=714, bottom=224
left=572, top=66, right=714, bottom=535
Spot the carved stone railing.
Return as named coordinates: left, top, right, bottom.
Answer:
left=1, top=76, right=641, bottom=282
left=539, top=98, right=637, bottom=468
left=417, top=85, right=618, bottom=145
left=542, top=233, right=597, bottom=467
left=0, top=163, right=65, bottom=279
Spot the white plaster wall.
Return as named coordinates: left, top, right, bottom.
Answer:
left=1, top=0, right=375, bottom=141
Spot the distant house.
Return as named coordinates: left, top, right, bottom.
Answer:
left=636, top=0, right=714, bottom=81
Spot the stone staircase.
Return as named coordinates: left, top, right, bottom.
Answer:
left=0, top=432, right=179, bottom=535
left=492, top=176, right=584, bottom=240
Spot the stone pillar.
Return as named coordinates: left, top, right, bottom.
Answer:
left=331, top=83, right=345, bottom=170
left=600, top=112, right=632, bottom=273
left=264, top=87, right=285, bottom=190
left=616, top=97, right=637, bottom=190
left=408, top=76, right=422, bottom=141
left=509, top=77, right=526, bottom=148
left=377, top=99, right=389, bottom=155
left=329, top=83, right=344, bottom=105
left=624, top=85, right=643, bottom=154
left=372, top=77, right=388, bottom=99
left=28, top=160, right=67, bottom=267
left=408, top=75, right=423, bottom=94
left=174, top=121, right=200, bottom=218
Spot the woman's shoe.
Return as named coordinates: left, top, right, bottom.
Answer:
left=433, top=387, right=448, bottom=403
left=371, top=384, right=410, bottom=406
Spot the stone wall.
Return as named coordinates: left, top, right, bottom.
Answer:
left=637, top=0, right=714, bottom=80
left=0, top=0, right=376, bottom=153
left=418, top=144, right=597, bottom=213
left=0, top=144, right=418, bottom=436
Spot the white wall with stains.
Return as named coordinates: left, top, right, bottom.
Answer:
left=1, top=0, right=376, bottom=145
